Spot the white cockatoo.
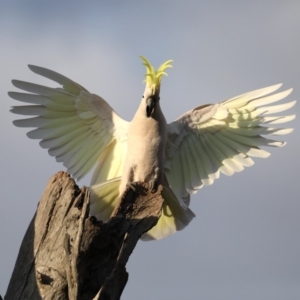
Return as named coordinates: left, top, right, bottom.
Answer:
left=10, top=57, right=296, bottom=240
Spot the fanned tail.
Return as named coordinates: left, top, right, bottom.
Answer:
left=89, top=178, right=121, bottom=222
left=89, top=179, right=195, bottom=240
left=141, top=184, right=195, bottom=241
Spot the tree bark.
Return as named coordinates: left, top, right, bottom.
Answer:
left=4, top=172, right=164, bottom=300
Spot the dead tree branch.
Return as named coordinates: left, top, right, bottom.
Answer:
left=4, top=172, right=163, bottom=300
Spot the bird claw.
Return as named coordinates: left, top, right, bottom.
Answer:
left=148, top=179, right=158, bottom=193
left=126, top=182, right=136, bottom=191
left=126, top=180, right=157, bottom=193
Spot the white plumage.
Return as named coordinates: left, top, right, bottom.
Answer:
left=9, top=58, right=296, bottom=240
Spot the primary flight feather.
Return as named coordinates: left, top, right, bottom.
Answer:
left=10, top=57, right=296, bottom=240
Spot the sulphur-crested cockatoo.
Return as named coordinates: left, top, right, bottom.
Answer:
left=9, top=57, right=296, bottom=240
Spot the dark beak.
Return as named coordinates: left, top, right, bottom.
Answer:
left=146, top=97, right=156, bottom=117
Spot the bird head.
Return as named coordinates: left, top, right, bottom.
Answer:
left=140, top=56, right=173, bottom=117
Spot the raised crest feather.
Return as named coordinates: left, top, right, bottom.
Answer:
left=140, top=56, right=173, bottom=93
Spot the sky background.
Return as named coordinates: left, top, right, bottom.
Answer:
left=0, top=1, right=299, bottom=299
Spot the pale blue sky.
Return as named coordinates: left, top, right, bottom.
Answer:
left=1, top=1, right=299, bottom=299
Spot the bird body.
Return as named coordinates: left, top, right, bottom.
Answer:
left=9, top=57, right=296, bottom=240
left=120, top=100, right=167, bottom=195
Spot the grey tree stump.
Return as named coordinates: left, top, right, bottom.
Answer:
left=4, top=172, right=164, bottom=300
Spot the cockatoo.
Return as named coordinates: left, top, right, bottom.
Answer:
left=9, top=57, right=296, bottom=240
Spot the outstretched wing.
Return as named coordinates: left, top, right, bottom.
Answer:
left=10, top=65, right=129, bottom=180
left=165, top=84, right=296, bottom=203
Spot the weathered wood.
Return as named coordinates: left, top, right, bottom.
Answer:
left=5, top=172, right=164, bottom=300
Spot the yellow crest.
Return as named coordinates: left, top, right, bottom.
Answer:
left=140, top=56, right=173, bottom=94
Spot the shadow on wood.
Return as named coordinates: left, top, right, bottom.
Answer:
left=4, top=172, right=164, bottom=300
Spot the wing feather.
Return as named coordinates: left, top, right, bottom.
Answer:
left=207, top=134, right=244, bottom=172
left=27, top=119, right=83, bottom=139
left=28, top=64, right=88, bottom=95
left=181, top=144, right=199, bottom=192
left=186, top=137, right=206, bottom=188
left=8, top=92, right=50, bottom=105
left=195, top=134, right=220, bottom=181
left=262, top=115, right=295, bottom=124
left=166, top=84, right=295, bottom=200
left=10, top=65, right=128, bottom=180
left=189, top=141, right=214, bottom=186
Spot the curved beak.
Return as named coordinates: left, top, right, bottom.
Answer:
left=146, top=97, right=156, bottom=117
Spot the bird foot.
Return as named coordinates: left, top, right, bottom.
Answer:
left=126, top=182, right=136, bottom=191
left=148, top=179, right=158, bottom=193
left=126, top=180, right=158, bottom=193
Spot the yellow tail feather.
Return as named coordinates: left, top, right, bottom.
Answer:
left=89, top=179, right=195, bottom=240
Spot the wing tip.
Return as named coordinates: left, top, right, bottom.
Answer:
left=289, top=100, right=297, bottom=108
left=8, top=91, right=15, bottom=100
left=11, top=79, right=19, bottom=87
left=10, top=106, right=19, bottom=115
left=286, top=87, right=293, bottom=94
left=273, top=83, right=283, bottom=89
left=12, top=119, right=21, bottom=127
left=28, top=64, right=40, bottom=73
left=280, top=141, right=287, bottom=147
